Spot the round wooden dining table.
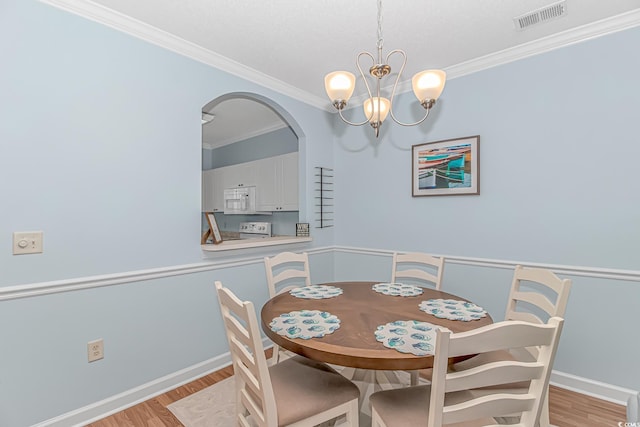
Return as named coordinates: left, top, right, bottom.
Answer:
left=260, top=281, right=494, bottom=370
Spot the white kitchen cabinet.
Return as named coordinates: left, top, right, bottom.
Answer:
left=279, top=152, right=299, bottom=210
left=202, top=168, right=225, bottom=212
left=223, top=161, right=257, bottom=189
left=256, top=152, right=298, bottom=211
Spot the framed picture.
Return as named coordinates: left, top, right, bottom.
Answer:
left=412, top=135, right=480, bottom=197
left=205, top=212, right=223, bottom=244
left=296, top=223, right=310, bottom=237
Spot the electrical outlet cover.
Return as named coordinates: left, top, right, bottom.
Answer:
left=87, top=339, right=104, bottom=362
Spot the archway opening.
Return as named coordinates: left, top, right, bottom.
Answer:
left=201, top=93, right=304, bottom=242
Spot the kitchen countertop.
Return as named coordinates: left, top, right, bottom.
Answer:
left=201, top=235, right=312, bottom=251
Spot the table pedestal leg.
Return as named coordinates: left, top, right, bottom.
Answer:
left=338, top=368, right=405, bottom=416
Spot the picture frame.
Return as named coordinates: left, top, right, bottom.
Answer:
left=296, top=222, right=310, bottom=237
left=205, top=212, right=223, bottom=244
left=412, top=135, right=480, bottom=197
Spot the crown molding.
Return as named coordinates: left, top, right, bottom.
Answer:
left=39, top=0, right=330, bottom=109
left=444, top=8, right=640, bottom=80
left=348, top=8, right=640, bottom=108
left=40, top=1, right=640, bottom=112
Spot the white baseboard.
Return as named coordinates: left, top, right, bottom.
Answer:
left=550, top=370, right=640, bottom=421
left=32, top=354, right=233, bottom=427
left=33, top=339, right=274, bottom=427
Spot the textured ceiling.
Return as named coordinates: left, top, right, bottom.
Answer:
left=48, top=0, right=640, bottom=146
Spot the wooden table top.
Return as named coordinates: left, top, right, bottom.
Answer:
left=260, top=281, right=493, bottom=370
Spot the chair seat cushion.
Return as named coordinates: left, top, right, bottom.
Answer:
left=269, top=356, right=359, bottom=426
left=370, top=385, right=496, bottom=427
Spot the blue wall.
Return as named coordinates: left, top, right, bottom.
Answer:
left=1, top=0, right=639, bottom=425
left=334, top=28, right=640, bottom=270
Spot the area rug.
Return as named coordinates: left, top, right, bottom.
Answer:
left=168, top=377, right=236, bottom=427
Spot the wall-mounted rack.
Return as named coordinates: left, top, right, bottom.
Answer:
left=315, top=167, right=334, bottom=228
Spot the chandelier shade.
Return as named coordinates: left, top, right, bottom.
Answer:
left=324, top=71, right=356, bottom=108
left=363, top=97, right=390, bottom=126
left=412, top=70, right=446, bottom=107
left=324, top=0, right=446, bottom=137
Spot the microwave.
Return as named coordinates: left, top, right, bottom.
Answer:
left=223, top=186, right=271, bottom=215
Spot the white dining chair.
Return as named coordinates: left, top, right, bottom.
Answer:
left=391, top=251, right=445, bottom=386
left=451, top=265, right=572, bottom=427
left=370, top=317, right=565, bottom=427
left=391, top=252, right=444, bottom=290
left=215, top=281, right=360, bottom=427
left=264, top=251, right=311, bottom=363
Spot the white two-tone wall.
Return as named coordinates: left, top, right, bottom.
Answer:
left=1, top=1, right=639, bottom=426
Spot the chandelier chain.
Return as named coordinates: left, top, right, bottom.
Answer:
left=376, top=0, right=384, bottom=51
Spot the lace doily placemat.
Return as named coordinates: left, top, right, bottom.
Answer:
left=419, top=299, right=487, bottom=321
left=374, top=320, right=450, bottom=356
left=372, top=283, right=423, bottom=297
left=269, top=310, right=340, bottom=339
left=289, top=285, right=343, bottom=299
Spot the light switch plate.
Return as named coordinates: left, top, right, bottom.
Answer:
left=13, top=231, right=43, bottom=255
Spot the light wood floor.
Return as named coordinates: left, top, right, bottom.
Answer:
left=86, top=365, right=627, bottom=427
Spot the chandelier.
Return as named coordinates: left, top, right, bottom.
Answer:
left=324, top=0, right=446, bottom=137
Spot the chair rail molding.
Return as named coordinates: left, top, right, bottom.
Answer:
left=2, top=245, right=639, bottom=302
left=334, top=246, right=640, bottom=282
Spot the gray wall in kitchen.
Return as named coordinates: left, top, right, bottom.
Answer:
left=203, top=126, right=298, bottom=170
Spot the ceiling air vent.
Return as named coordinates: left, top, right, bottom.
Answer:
left=514, top=0, right=567, bottom=31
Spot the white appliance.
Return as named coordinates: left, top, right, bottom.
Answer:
left=223, top=186, right=270, bottom=215
left=239, top=222, right=272, bottom=239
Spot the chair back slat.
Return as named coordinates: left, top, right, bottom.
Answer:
left=515, top=267, right=568, bottom=294
left=237, top=411, right=253, bottom=427
left=509, top=310, right=545, bottom=324
left=391, top=252, right=445, bottom=290
left=448, top=320, right=559, bottom=356
left=443, top=394, right=535, bottom=425
left=272, top=269, right=310, bottom=286
left=225, top=314, right=252, bottom=346
left=234, top=355, right=262, bottom=400
left=428, top=317, right=564, bottom=427
left=264, top=252, right=311, bottom=298
left=505, top=265, right=572, bottom=322
left=446, top=362, right=544, bottom=392
left=510, top=291, right=557, bottom=319
left=393, top=268, right=438, bottom=284
left=240, top=389, right=266, bottom=426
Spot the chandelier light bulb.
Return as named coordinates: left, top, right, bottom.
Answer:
left=324, top=71, right=356, bottom=107
left=412, top=70, right=446, bottom=106
left=363, top=97, right=391, bottom=124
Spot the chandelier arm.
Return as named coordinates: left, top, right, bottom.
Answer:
left=336, top=107, right=369, bottom=127
left=331, top=51, right=379, bottom=128
left=355, top=51, right=378, bottom=124
left=383, top=49, right=431, bottom=127
left=394, top=108, right=433, bottom=127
